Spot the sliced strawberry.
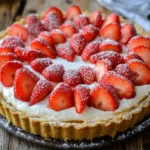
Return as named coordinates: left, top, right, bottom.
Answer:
left=66, top=5, right=82, bottom=20
left=89, top=10, right=102, bottom=28
left=14, top=47, right=28, bottom=61
left=128, top=59, right=150, bottom=85
left=42, top=64, right=64, bottom=82
left=94, top=59, right=112, bottom=82
left=0, top=61, right=23, bottom=87
left=99, top=39, right=122, bottom=53
left=14, top=68, right=39, bottom=101
left=26, top=14, right=45, bottom=37
left=74, top=85, right=90, bottom=113
left=79, top=66, right=95, bottom=84
left=30, top=80, right=53, bottom=106
left=60, top=21, right=77, bottom=38
left=90, top=51, right=124, bottom=67
left=51, top=29, right=66, bottom=44
left=70, top=33, right=87, bottom=55
left=30, top=58, right=53, bottom=73
left=0, top=46, right=13, bottom=54
left=8, top=24, right=29, bottom=42
left=127, top=36, right=150, bottom=50
left=56, top=42, right=75, bottom=62
left=63, top=69, right=82, bottom=87
left=30, top=38, right=56, bottom=59
left=49, top=83, right=74, bottom=111
left=99, top=23, right=121, bottom=42
left=0, top=53, right=17, bottom=67
left=74, top=14, right=90, bottom=29
left=102, top=71, right=135, bottom=99
left=82, top=24, right=98, bottom=42
left=101, top=13, right=120, bottom=28
left=120, top=23, right=136, bottom=44
left=38, top=31, right=55, bottom=48
left=89, top=81, right=119, bottom=111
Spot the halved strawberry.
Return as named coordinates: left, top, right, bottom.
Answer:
left=99, top=39, right=122, bottom=53
left=14, top=68, right=39, bottom=101
left=66, top=5, right=82, bottom=20
left=60, top=21, right=77, bottom=38
left=30, top=58, right=53, bottom=73
left=56, top=43, right=75, bottom=62
left=120, top=23, right=136, bottom=44
left=82, top=24, right=98, bottom=42
left=49, top=83, right=74, bottom=111
left=0, top=61, right=23, bottom=87
left=89, top=10, right=102, bottom=28
left=51, top=29, right=66, bottom=44
left=102, top=71, right=135, bottom=99
left=94, top=59, right=112, bottom=82
left=74, top=85, right=90, bottom=113
left=79, top=66, right=95, bottom=84
left=127, top=36, right=150, bottom=50
left=14, top=47, right=28, bottom=61
left=0, top=46, right=13, bottom=54
left=128, top=59, right=150, bottom=85
left=8, top=24, right=29, bottom=42
left=30, top=80, right=53, bottom=106
left=30, top=38, right=56, bottom=58
left=89, top=81, right=119, bottom=111
left=70, top=33, right=87, bottom=55
left=99, top=23, right=121, bottom=42
left=63, top=69, right=82, bottom=87
left=0, top=53, right=18, bottom=67
left=42, top=64, right=64, bottom=82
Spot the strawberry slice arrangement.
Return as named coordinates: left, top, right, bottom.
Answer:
left=0, top=5, right=150, bottom=115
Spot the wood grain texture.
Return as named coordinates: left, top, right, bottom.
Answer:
left=0, top=0, right=150, bottom=149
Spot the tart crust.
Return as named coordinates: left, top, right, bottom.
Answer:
left=0, top=11, right=150, bottom=140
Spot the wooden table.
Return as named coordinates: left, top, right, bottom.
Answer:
left=0, top=0, right=150, bottom=149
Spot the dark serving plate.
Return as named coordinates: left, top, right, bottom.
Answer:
left=0, top=114, right=150, bottom=150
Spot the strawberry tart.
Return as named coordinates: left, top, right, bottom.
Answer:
left=0, top=5, right=150, bottom=140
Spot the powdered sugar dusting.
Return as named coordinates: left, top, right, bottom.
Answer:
left=101, top=39, right=119, bottom=46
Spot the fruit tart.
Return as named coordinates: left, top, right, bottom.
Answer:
left=0, top=5, right=150, bottom=140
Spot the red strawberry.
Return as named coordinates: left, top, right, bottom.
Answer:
left=120, top=23, right=136, bottom=44
left=94, top=59, right=112, bottom=82
left=1, top=36, right=24, bottom=51
left=60, top=21, right=77, bottom=38
left=74, top=85, right=90, bottom=113
left=42, top=64, right=64, bottom=82
left=0, top=61, right=23, bottom=87
left=128, top=59, right=150, bottom=85
left=90, top=51, right=124, bottom=67
left=101, top=13, right=120, bottom=28
left=74, top=14, right=90, bottom=29
left=63, top=69, right=82, bottom=87
left=26, top=14, right=45, bottom=37
left=0, top=53, right=18, bottom=67
left=56, top=43, right=75, bottom=62
left=127, top=36, right=150, bottom=50
left=102, top=71, right=135, bottom=99
left=38, top=31, right=55, bottom=48
left=132, top=46, right=150, bottom=67
left=30, top=38, right=56, bottom=59
left=51, top=29, right=66, bottom=44
left=49, top=83, right=74, bottom=111
left=14, top=68, right=39, bottom=101
left=30, top=80, right=53, bottom=106
left=14, top=47, right=28, bottom=61
left=66, top=5, right=82, bottom=20
left=8, top=24, right=29, bottom=42
left=70, top=33, right=87, bottom=55
left=89, top=81, right=119, bottom=111
left=82, top=24, right=98, bottom=42
left=99, top=39, right=122, bottom=53
left=99, top=23, right=121, bottom=42
left=89, top=10, right=102, bottom=28
left=30, top=58, right=53, bottom=73
left=79, top=66, right=95, bottom=84
left=0, top=46, right=13, bottom=54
